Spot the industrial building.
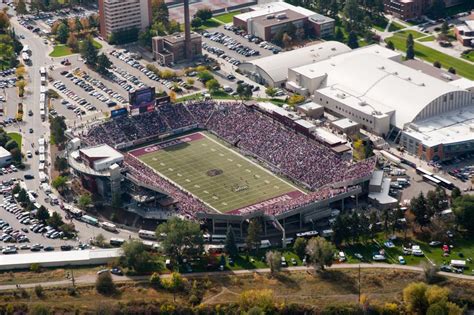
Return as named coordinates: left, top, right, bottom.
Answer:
left=98, top=0, right=152, bottom=40
left=152, top=32, right=202, bottom=64
left=238, top=41, right=350, bottom=87
left=233, top=2, right=334, bottom=41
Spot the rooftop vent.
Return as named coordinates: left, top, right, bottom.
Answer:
left=406, top=77, right=411, bottom=81
left=266, top=14, right=275, bottom=19
left=378, top=66, right=385, bottom=70
left=336, top=93, right=346, bottom=99
left=276, top=13, right=287, bottom=19
left=359, top=101, right=367, bottom=106
left=393, top=71, right=398, bottom=75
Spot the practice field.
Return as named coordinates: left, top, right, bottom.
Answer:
left=130, top=132, right=304, bottom=213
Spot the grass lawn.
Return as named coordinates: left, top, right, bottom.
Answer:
left=372, top=17, right=389, bottom=32
left=394, top=29, right=426, bottom=39
left=461, top=50, right=474, bottom=62
left=388, top=21, right=405, bottom=32
left=418, top=35, right=435, bottom=42
left=133, top=132, right=300, bottom=213
left=214, top=11, right=241, bottom=24
left=49, top=45, right=72, bottom=57
left=385, top=34, right=474, bottom=80
left=7, top=132, right=21, bottom=148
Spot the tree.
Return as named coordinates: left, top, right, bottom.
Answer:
left=206, top=78, right=220, bottom=93
left=54, top=156, right=68, bottom=174
left=5, top=139, right=18, bottom=151
left=265, top=87, right=277, bottom=98
left=16, top=0, right=28, bottom=15
left=74, top=16, right=83, bottom=33
left=195, top=8, right=212, bottom=21
left=80, top=36, right=98, bottom=66
left=52, top=176, right=68, bottom=191
left=293, top=237, right=307, bottom=259
left=149, top=272, right=161, bottom=288
left=246, top=219, right=261, bottom=252
left=17, top=188, right=28, bottom=203
left=347, top=31, right=359, bottom=49
left=78, top=194, right=92, bottom=209
left=386, top=40, right=395, bottom=50
left=453, top=194, right=474, bottom=234
left=66, top=33, right=79, bottom=52
left=47, top=212, right=64, bottom=229
left=433, top=60, right=441, bottom=68
left=411, top=192, right=431, bottom=230
left=191, top=17, right=202, bottom=30
left=36, top=206, right=50, bottom=222
left=197, top=70, right=214, bottom=83
left=16, top=80, right=26, bottom=97
left=225, top=226, right=238, bottom=257
left=448, top=67, right=456, bottom=74
left=95, top=272, right=115, bottom=295
left=440, top=21, right=449, bottom=36
left=152, top=0, right=169, bottom=24
left=451, top=187, right=461, bottom=200
left=305, top=237, right=335, bottom=271
left=236, top=84, right=252, bottom=100
left=335, top=28, right=344, bottom=42
left=156, top=217, right=204, bottom=263
left=329, top=0, right=339, bottom=19
left=57, top=23, right=70, bottom=44
left=122, top=240, right=153, bottom=273
left=403, top=282, right=428, bottom=314
left=265, top=251, right=281, bottom=276
left=343, top=0, right=363, bottom=30
left=96, top=53, right=112, bottom=75
left=50, top=116, right=67, bottom=144
left=161, top=272, right=185, bottom=302
left=0, top=11, right=10, bottom=31
left=332, top=215, right=349, bottom=245
left=288, top=94, right=305, bottom=106
left=282, top=32, right=292, bottom=47
left=34, top=284, right=44, bottom=298
left=406, top=33, right=415, bottom=60
left=94, top=233, right=106, bottom=247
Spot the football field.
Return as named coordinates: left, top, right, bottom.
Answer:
left=130, top=132, right=303, bottom=213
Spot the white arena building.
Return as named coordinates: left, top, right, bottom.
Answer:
left=283, top=44, right=474, bottom=161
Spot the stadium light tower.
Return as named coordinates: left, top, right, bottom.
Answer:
left=183, top=0, right=192, bottom=60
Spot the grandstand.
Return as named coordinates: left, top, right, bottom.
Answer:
left=84, top=101, right=375, bottom=226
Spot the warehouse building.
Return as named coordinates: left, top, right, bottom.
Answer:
left=233, top=2, right=334, bottom=41
left=238, top=41, right=350, bottom=87
left=0, top=147, right=11, bottom=167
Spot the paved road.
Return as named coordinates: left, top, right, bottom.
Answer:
left=0, top=262, right=471, bottom=292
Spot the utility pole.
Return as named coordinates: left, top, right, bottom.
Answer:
left=358, top=263, right=361, bottom=304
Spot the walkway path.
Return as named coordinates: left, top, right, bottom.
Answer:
left=1, top=263, right=471, bottom=292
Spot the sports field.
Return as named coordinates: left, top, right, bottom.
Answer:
left=130, top=132, right=303, bottom=213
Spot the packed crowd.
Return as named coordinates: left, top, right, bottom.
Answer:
left=205, top=103, right=375, bottom=189
left=260, top=186, right=360, bottom=216
left=84, top=100, right=376, bottom=216
left=124, top=154, right=210, bottom=219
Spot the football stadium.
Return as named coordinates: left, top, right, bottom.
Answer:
left=82, top=100, right=375, bottom=237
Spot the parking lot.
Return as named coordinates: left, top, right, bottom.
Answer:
left=202, top=25, right=275, bottom=65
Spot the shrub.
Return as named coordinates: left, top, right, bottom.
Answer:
left=30, top=263, right=41, bottom=273
left=150, top=272, right=161, bottom=288
left=34, top=284, right=44, bottom=298
left=95, top=272, right=115, bottom=295
left=433, top=61, right=441, bottom=68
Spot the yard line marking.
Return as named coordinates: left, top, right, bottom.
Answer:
left=254, top=174, right=260, bottom=179
left=264, top=180, right=270, bottom=184
left=203, top=190, right=209, bottom=194
left=274, top=185, right=279, bottom=189
left=177, top=173, right=182, bottom=177
left=201, top=143, right=207, bottom=146
left=152, top=157, right=158, bottom=161
left=160, top=162, right=165, bottom=166
left=168, top=168, right=174, bottom=171
left=211, top=148, right=216, bottom=152
left=212, top=196, right=219, bottom=200
left=219, top=153, right=225, bottom=157
left=194, top=184, right=200, bottom=188
left=246, top=169, right=251, bottom=173
left=185, top=179, right=191, bottom=182
left=227, top=158, right=233, bottom=162
left=236, top=163, right=242, bottom=167
left=222, top=202, right=228, bottom=205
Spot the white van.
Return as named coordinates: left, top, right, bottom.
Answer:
left=260, top=240, right=271, bottom=249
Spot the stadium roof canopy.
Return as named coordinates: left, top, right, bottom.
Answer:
left=310, top=51, right=471, bottom=128
left=238, top=41, right=350, bottom=86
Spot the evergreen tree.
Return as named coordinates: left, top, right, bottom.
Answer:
left=80, top=36, right=98, bottom=66
left=57, top=23, right=70, bottom=44
left=406, top=33, right=415, bottom=60
left=16, top=0, right=28, bottom=15
left=225, top=226, right=238, bottom=257
left=347, top=31, right=359, bottom=49
left=96, top=53, right=112, bottom=75
left=335, top=28, right=344, bottom=42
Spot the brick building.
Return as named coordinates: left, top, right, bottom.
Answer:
left=152, top=33, right=202, bottom=65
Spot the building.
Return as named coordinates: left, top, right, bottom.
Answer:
left=0, top=147, right=11, bottom=167
left=331, top=118, right=360, bottom=136
left=238, top=41, right=350, bottom=87
left=152, top=32, right=202, bottom=64
left=233, top=2, right=334, bottom=41
left=69, top=143, right=123, bottom=199
left=296, top=101, right=324, bottom=119
left=287, top=44, right=474, bottom=161
left=384, top=0, right=467, bottom=20
left=368, top=170, right=398, bottom=209
left=454, top=19, right=474, bottom=47
left=98, top=0, right=152, bottom=40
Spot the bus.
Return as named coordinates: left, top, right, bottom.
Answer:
left=432, top=175, right=455, bottom=190
left=81, top=215, right=99, bottom=226
left=39, top=67, right=47, bottom=77
left=100, top=221, right=118, bottom=233
left=109, top=238, right=125, bottom=247
left=416, top=167, right=433, bottom=177
left=138, top=229, right=157, bottom=240
left=422, top=174, right=441, bottom=186
left=296, top=230, right=319, bottom=238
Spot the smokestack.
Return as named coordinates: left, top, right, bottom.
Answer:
left=183, top=0, right=192, bottom=60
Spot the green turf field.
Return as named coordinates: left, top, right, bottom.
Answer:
left=136, top=132, right=300, bottom=213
